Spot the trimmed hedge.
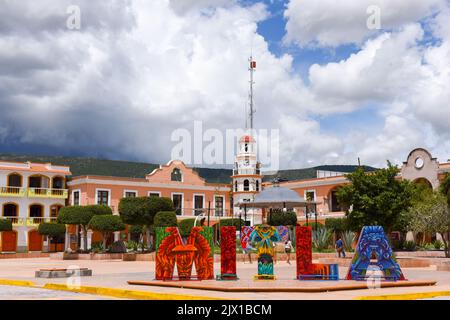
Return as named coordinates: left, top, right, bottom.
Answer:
left=38, top=223, right=66, bottom=236
left=129, top=224, right=144, bottom=235
left=0, top=218, right=13, bottom=232
left=119, top=197, right=174, bottom=226
left=89, top=215, right=126, bottom=233
left=154, top=211, right=178, bottom=228
left=268, top=211, right=297, bottom=226
left=58, top=205, right=112, bottom=225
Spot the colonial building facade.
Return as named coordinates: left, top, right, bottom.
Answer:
left=0, top=161, right=70, bottom=252
left=0, top=147, right=448, bottom=252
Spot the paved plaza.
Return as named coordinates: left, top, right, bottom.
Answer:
left=0, top=258, right=449, bottom=300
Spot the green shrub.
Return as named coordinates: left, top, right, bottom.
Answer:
left=268, top=211, right=297, bottom=226
left=126, top=240, right=139, bottom=251
left=129, top=224, right=144, bottom=235
left=433, top=240, right=443, bottom=250
left=341, top=230, right=355, bottom=251
left=178, top=218, right=196, bottom=237
left=89, top=215, right=126, bottom=250
left=91, top=241, right=104, bottom=253
left=119, top=197, right=174, bottom=226
left=312, top=228, right=332, bottom=251
left=404, top=241, right=416, bottom=251
left=38, top=223, right=66, bottom=236
left=0, top=218, right=13, bottom=232
left=154, top=211, right=178, bottom=228
left=325, top=218, right=348, bottom=232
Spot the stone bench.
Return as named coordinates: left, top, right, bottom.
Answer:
left=35, top=268, right=93, bottom=278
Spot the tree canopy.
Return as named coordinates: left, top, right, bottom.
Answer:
left=0, top=218, right=12, bottom=232
left=118, top=197, right=174, bottom=226
left=38, top=223, right=66, bottom=236
left=336, top=163, right=416, bottom=233
left=407, top=192, right=450, bottom=257
left=153, top=211, right=178, bottom=228
left=268, top=211, right=297, bottom=226
left=58, top=205, right=112, bottom=226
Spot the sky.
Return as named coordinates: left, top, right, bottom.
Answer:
left=0, top=0, right=449, bottom=170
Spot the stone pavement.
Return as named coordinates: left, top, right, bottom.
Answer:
left=0, top=258, right=449, bottom=300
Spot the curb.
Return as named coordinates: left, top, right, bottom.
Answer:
left=43, top=283, right=223, bottom=300
left=356, top=291, right=450, bottom=300
left=0, top=278, right=222, bottom=300
left=0, top=279, right=36, bottom=287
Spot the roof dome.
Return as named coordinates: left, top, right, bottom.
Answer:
left=254, top=186, right=304, bottom=203
left=239, top=186, right=313, bottom=208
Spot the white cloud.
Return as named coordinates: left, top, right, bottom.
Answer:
left=284, top=0, right=445, bottom=47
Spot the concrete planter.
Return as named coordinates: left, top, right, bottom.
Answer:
left=63, top=253, right=79, bottom=260
left=123, top=253, right=137, bottom=261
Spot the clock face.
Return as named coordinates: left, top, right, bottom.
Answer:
left=415, top=157, right=424, bottom=169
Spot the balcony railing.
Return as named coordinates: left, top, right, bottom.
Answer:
left=3, top=216, right=58, bottom=226
left=28, top=188, right=69, bottom=199
left=0, top=187, right=27, bottom=197
left=233, top=169, right=260, bottom=175
left=0, top=186, right=68, bottom=199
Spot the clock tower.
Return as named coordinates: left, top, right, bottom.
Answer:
left=232, top=135, right=262, bottom=225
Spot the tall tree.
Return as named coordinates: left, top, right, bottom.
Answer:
left=58, top=205, right=112, bottom=252
left=336, top=162, right=416, bottom=234
left=408, top=192, right=450, bottom=257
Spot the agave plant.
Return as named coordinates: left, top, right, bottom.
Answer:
left=341, top=231, right=355, bottom=251
left=312, top=228, right=332, bottom=251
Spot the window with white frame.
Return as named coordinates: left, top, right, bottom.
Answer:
left=124, top=190, right=137, bottom=198
left=193, top=195, right=204, bottom=216
left=72, top=190, right=80, bottom=206
left=97, top=190, right=110, bottom=206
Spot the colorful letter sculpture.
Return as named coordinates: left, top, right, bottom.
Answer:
left=155, top=226, right=214, bottom=281
left=240, top=226, right=254, bottom=251
left=250, top=225, right=281, bottom=280
left=346, top=226, right=405, bottom=281
left=276, top=226, right=289, bottom=242
left=216, top=226, right=238, bottom=280
left=296, top=226, right=339, bottom=280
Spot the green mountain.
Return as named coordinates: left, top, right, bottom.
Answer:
left=0, top=153, right=377, bottom=184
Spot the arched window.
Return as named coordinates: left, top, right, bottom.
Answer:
left=256, top=180, right=260, bottom=191
left=243, top=180, right=250, bottom=191
left=3, top=203, right=18, bottom=223
left=244, top=143, right=248, bottom=152
left=171, top=168, right=182, bottom=182
left=235, top=181, right=238, bottom=192
left=7, top=173, right=22, bottom=187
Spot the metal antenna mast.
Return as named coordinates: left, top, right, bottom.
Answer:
left=248, top=56, right=256, bottom=130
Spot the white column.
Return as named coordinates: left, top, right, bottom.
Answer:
left=87, top=230, right=93, bottom=250
left=80, top=228, right=86, bottom=251
left=65, top=228, right=70, bottom=251
left=114, top=231, right=120, bottom=242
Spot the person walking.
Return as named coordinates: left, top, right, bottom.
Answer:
left=272, top=241, right=278, bottom=264
left=243, top=242, right=253, bottom=264
left=284, top=240, right=293, bottom=264
left=335, top=237, right=346, bottom=258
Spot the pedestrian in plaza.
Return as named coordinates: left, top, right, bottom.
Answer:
left=284, top=240, right=293, bottom=264
left=335, top=237, right=346, bottom=258
left=243, top=242, right=253, bottom=264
